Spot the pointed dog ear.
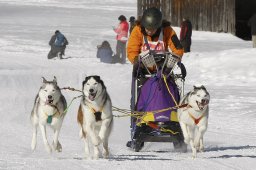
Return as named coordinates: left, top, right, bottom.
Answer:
left=84, top=76, right=90, bottom=82
left=95, top=75, right=100, bottom=80
left=53, top=76, right=57, bottom=84
left=82, top=80, right=86, bottom=90
left=93, top=76, right=101, bottom=82
left=42, top=77, right=47, bottom=83
left=201, top=85, right=206, bottom=90
left=82, top=76, right=90, bottom=90
left=193, top=85, right=197, bottom=90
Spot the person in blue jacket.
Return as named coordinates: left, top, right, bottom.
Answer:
left=48, top=30, right=68, bottom=59
left=97, top=41, right=114, bottom=63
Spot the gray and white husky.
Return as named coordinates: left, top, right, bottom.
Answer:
left=178, top=85, right=210, bottom=158
left=30, top=76, right=67, bottom=153
left=77, top=76, right=113, bottom=159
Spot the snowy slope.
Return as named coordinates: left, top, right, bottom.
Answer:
left=0, top=1, right=256, bottom=170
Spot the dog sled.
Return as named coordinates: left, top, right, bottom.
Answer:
left=126, top=51, right=187, bottom=152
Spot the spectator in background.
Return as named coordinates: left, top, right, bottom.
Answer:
left=180, top=17, right=192, bottom=53
left=113, top=15, right=129, bottom=64
left=96, top=41, right=114, bottom=63
left=129, top=16, right=136, bottom=35
left=48, top=30, right=68, bottom=59
left=248, top=13, right=256, bottom=48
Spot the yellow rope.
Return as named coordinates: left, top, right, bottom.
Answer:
left=63, top=94, right=83, bottom=114
left=160, top=128, right=179, bottom=134
left=113, top=105, right=181, bottom=135
left=112, top=104, right=183, bottom=118
left=162, top=74, right=179, bottom=106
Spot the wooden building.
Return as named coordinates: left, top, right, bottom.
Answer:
left=137, top=0, right=256, bottom=40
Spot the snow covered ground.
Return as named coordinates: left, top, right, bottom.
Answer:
left=0, top=1, right=256, bottom=170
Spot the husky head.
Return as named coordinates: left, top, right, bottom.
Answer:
left=39, top=76, right=61, bottom=105
left=188, top=85, right=210, bottom=111
left=82, top=76, right=106, bottom=101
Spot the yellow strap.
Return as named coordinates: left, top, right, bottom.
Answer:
left=160, top=127, right=179, bottom=134
left=163, top=74, right=179, bottom=106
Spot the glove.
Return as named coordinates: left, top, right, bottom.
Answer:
left=166, top=54, right=179, bottom=68
left=177, top=61, right=187, bottom=79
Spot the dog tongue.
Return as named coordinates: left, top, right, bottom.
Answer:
left=89, top=94, right=95, bottom=101
left=197, top=102, right=204, bottom=110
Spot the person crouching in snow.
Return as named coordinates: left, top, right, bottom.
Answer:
left=97, top=41, right=114, bottom=64
left=48, top=30, right=68, bottom=59
left=113, top=15, right=129, bottom=64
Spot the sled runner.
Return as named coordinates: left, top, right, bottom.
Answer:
left=127, top=51, right=187, bottom=152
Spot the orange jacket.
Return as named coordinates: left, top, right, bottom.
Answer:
left=127, top=25, right=184, bottom=64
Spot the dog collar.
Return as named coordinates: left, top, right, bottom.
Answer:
left=44, top=105, right=60, bottom=124
left=45, top=111, right=58, bottom=124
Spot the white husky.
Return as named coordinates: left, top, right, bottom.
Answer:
left=178, top=85, right=210, bottom=158
left=77, top=76, right=113, bottom=159
left=30, top=77, right=67, bottom=153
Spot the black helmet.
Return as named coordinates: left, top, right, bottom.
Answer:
left=129, top=16, right=135, bottom=22
left=141, top=7, right=162, bottom=30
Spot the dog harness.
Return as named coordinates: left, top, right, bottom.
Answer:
left=183, top=105, right=205, bottom=125
left=86, top=103, right=103, bottom=122
left=188, top=112, right=204, bottom=125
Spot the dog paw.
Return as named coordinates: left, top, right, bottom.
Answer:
left=46, top=144, right=52, bottom=153
left=199, top=146, right=204, bottom=152
left=191, top=147, right=197, bottom=158
left=56, top=142, right=62, bottom=152
left=93, top=155, right=99, bottom=160
left=102, top=151, right=109, bottom=159
left=31, top=142, right=36, bottom=151
left=52, top=141, right=62, bottom=152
